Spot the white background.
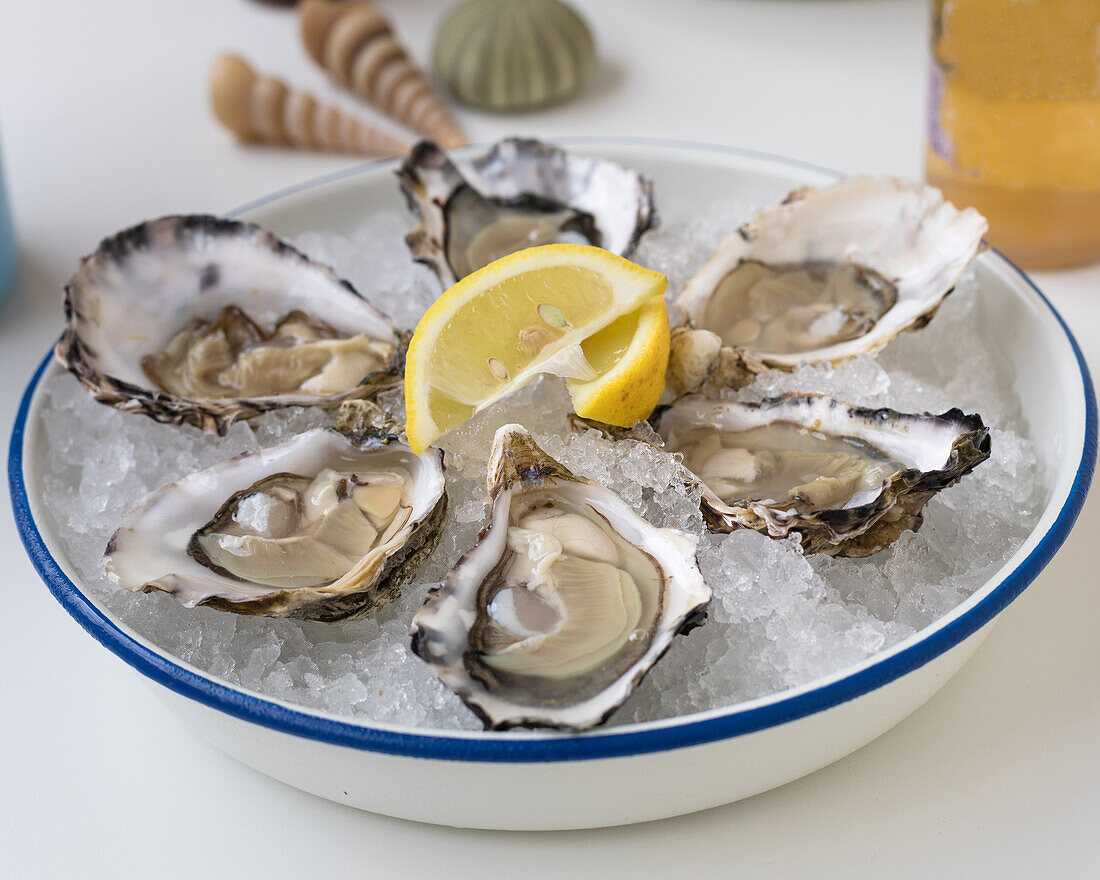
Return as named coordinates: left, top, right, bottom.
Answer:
left=2, top=1, right=1099, bottom=877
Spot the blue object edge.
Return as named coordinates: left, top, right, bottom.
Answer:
left=9, top=141, right=1097, bottom=764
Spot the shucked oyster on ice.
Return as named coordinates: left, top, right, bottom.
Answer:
left=655, top=394, right=991, bottom=557
left=105, top=407, right=447, bottom=620
left=668, top=177, right=988, bottom=394
left=397, top=137, right=657, bottom=287
left=411, top=425, right=709, bottom=731
left=57, top=215, right=404, bottom=434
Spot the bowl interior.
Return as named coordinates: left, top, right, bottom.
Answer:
left=13, top=140, right=1093, bottom=757
left=235, top=142, right=1074, bottom=482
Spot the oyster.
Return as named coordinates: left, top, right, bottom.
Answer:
left=669, top=177, right=988, bottom=394
left=105, top=412, right=447, bottom=620
left=398, top=137, right=657, bottom=287
left=410, top=425, right=709, bottom=730
left=57, top=215, right=404, bottom=434
left=655, top=394, right=991, bottom=557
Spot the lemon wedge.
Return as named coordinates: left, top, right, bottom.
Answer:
left=566, top=297, right=670, bottom=427
left=404, top=244, right=669, bottom=454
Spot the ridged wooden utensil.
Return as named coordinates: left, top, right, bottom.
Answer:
left=210, top=54, right=411, bottom=157
left=298, top=0, right=467, bottom=148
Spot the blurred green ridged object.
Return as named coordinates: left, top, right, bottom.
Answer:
left=433, top=0, right=596, bottom=113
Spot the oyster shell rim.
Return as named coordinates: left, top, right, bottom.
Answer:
left=55, top=214, right=408, bottom=435
left=669, top=176, right=989, bottom=393
left=103, top=425, right=448, bottom=621
left=651, top=392, right=993, bottom=557
left=397, top=136, right=659, bottom=289
left=410, top=424, right=710, bottom=731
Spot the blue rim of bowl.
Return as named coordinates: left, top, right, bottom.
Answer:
left=9, top=139, right=1097, bottom=763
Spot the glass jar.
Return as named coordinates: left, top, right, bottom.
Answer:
left=925, top=0, right=1100, bottom=269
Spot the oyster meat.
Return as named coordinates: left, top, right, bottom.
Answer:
left=106, top=415, right=446, bottom=620
left=669, top=177, right=987, bottom=394
left=398, top=137, right=657, bottom=287
left=655, top=394, right=991, bottom=557
left=143, top=307, right=392, bottom=400
left=57, top=215, right=404, bottom=434
left=410, top=425, right=709, bottom=730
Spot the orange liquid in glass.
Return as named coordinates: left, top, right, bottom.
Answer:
left=925, top=0, right=1100, bottom=269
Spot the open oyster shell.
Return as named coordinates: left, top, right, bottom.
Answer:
left=655, top=394, right=991, bottom=557
left=397, top=137, right=657, bottom=288
left=410, top=424, right=709, bottom=731
left=105, top=414, right=447, bottom=620
left=669, top=177, right=987, bottom=394
left=57, top=215, right=405, bottom=434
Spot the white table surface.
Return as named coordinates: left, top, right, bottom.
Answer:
left=2, top=1, right=1098, bottom=876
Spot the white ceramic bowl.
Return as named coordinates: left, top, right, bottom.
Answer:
left=10, top=140, right=1096, bottom=830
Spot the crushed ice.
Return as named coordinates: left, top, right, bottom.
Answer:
left=37, top=205, right=1045, bottom=731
